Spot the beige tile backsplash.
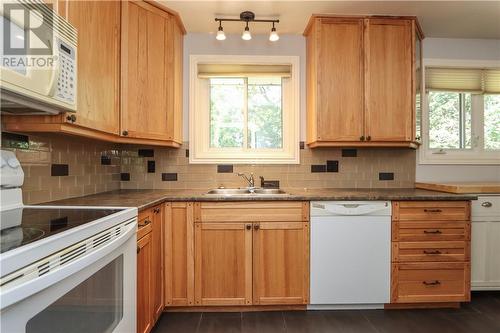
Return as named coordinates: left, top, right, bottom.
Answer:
left=4, top=133, right=415, bottom=204
left=120, top=143, right=416, bottom=190
left=2, top=134, right=121, bottom=204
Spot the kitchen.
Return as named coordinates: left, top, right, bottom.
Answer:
left=0, top=0, right=499, bottom=332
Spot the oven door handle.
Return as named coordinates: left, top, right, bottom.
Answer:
left=0, top=219, right=137, bottom=310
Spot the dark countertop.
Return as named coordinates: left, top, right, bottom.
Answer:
left=41, top=188, right=478, bottom=211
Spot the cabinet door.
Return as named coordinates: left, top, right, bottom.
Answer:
left=64, top=1, right=120, bottom=134
left=472, top=221, right=500, bottom=289
left=151, top=205, right=164, bottom=320
left=253, top=222, right=309, bottom=305
left=137, top=233, right=152, bottom=333
left=316, top=18, right=364, bottom=142
left=194, top=223, right=253, bottom=306
left=365, top=18, right=413, bottom=142
left=164, top=202, right=195, bottom=306
left=121, top=1, right=171, bottom=140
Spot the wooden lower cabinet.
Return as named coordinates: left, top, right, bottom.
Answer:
left=253, top=222, right=310, bottom=305
left=137, top=204, right=164, bottom=333
left=194, top=222, right=253, bottom=306
left=164, top=202, right=195, bottom=306
left=391, top=201, right=471, bottom=306
left=137, top=232, right=152, bottom=333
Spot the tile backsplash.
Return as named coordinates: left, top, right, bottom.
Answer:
left=3, top=133, right=416, bottom=204
left=120, top=143, right=416, bottom=190
left=2, top=133, right=121, bottom=204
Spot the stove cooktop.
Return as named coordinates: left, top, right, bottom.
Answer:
left=0, top=207, right=123, bottom=254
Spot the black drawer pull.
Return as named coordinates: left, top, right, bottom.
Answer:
left=139, top=219, right=151, bottom=227
left=137, top=246, right=141, bottom=254
left=424, top=230, right=442, bottom=234
left=424, top=209, right=442, bottom=213
left=423, top=250, right=441, bottom=255
left=423, top=280, right=441, bottom=286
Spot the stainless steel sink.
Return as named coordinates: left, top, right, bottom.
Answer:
left=205, top=188, right=288, bottom=196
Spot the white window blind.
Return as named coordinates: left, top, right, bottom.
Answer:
left=425, top=67, right=500, bottom=93
left=197, top=64, right=292, bottom=78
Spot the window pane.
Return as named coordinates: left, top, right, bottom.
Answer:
left=209, top=78, right=244, bottom=148
left=247, top=77, right=283, bottom=149
left=428, top=92, right=472, bottom=149
left=484, top=95, right=500, bottom=150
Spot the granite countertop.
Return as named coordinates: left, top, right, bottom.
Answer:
left=42, top=188, right=478, bottom=211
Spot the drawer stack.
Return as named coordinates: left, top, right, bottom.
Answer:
left=391, top=201, right=471, bottom=304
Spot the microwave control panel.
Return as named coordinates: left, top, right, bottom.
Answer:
left=54, top=39, right=76, bottom=105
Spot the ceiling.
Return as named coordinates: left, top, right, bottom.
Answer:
left=160, top=1, right=500, bottom=39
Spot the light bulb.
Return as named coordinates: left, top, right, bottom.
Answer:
left=216, top=27, right=226, bottom=41
left=269, top=27, right=279, bottom=42
left=242, top=26, right=252, bottom=41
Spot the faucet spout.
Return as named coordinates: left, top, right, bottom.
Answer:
left=237, top=172, right=255, bottom=189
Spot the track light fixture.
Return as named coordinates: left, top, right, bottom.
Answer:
left=214, top=11, right=279, bottom=42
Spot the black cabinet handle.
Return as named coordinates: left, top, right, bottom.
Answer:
left=137, top=246, right=141, bottom=254
left=66, top=114, right=76, bottom=123
left=139, top=219, right=151, bottom=227
left=122, top=130, right=129, bottom=136
left=423, top=250, right=441, bottom=255
left=424, top=230, right=442, bottom=234
left=423, top=280, right=441, bottom=286
left=254, top=224, right=260, bottom=231
left=246, top=224, right=252, bottom=230
left=366, top=135, right=371, bottom=141
left=424, top=209, right=442, bottom=213
left=360, top=136, right=365, bottom=141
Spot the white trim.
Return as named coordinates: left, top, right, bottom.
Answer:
left=419, top=59, right=500, bottom=165
left=189, top=55, right=300, bottom=164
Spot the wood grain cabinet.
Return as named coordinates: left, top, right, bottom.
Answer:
left=391, top=201, right=471, bottom=305
left=304, top=15, right=423, bottom=148
left=164, top=202, right=195, bottom=306
left=2, top=1, right=184, bottom=148
left=137, top=204, right=164, bottom=333
left=121, top=0, right=183, bottom=144
left=191, top=202, right=310, bottom=307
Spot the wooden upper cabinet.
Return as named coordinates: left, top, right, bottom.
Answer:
left=121, top=1, right=183, bottom=143
left=253, top=222, right=309, bottom=305
left=164, top=202, right=195, bottom=307
left=304, top=15, right=423, bottom=148
left=194, top=222, right=253, bottom=306
left=307, top=18, right=365, bottom=143
left=63, top=1, right=120, bottom=134
left=364, top=18, right=413, bottom=142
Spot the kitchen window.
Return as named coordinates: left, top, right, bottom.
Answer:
left=420, top=66, right=500, bottom=164
left=189, top=55, right=300, bottom=164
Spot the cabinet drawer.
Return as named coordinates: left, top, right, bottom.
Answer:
left=472, top=196, right=500, bottom=219
left=195, top=202, right=309, bottom=222
left=393, top=241, right=469, bottom=262
left=137, top=209, right=153, bottom=239
left=392, top=262, right=470, bottom=303
left=392, top=221, right=469, bottom=242
left=393, top=201, right=470, bottom=221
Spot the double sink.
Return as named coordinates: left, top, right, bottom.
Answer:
left=206, top=188, right=288, bottom=196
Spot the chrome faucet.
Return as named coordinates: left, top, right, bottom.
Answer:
left=237, top=172, right=255, bottom=190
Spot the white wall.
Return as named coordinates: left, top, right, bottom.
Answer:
left=183, top=33, right=306, bottom=140
left=416, top=37, right=500, bottom=183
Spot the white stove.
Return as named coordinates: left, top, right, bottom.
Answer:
left=0, top=150, right=138, bottom=333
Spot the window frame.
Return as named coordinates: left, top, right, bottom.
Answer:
left=189, top=55, right=300, bottom=164
left=419, top=59, right=500, bottom=165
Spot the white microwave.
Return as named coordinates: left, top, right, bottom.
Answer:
left=0, top=0, right=77, bottom=115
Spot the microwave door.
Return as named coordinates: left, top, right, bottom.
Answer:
left=0, top=15, right=57, bottom=98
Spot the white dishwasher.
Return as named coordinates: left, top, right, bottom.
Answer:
left=309, top=201, right=391, bottom=309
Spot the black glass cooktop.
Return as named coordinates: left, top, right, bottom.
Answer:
left=0, top=207, right=123, bottom=254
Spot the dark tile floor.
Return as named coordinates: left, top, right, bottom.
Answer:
left=152, top=292, right=500, bottom=333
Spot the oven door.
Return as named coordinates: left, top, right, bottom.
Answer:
left=0, top=219, right=137, bottom=333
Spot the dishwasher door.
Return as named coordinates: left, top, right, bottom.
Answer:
left=309, top=201, right=391, bottom=309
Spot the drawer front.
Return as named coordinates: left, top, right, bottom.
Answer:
left=393, top=222, right=469, bottom=242
left=472, top=196, right=500, bottom=219
left=393, top=241, right=469, bottom=262
left=392, top=262, right=470, bottom=303
left=195, top=201, right=309, bottom=222
left=393, top=201, right=470, bottom=221
left=137, top=209, right=153, bottom=239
